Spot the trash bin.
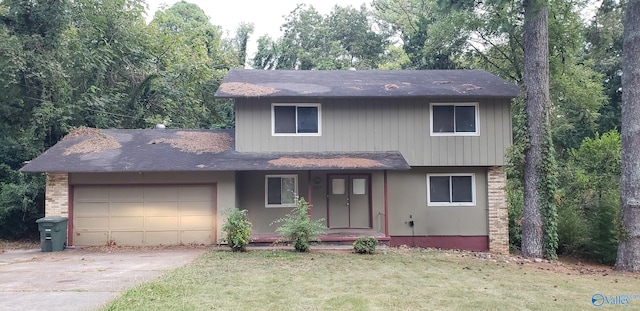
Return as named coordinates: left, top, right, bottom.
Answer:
left=36, top=216, right=68, bottom=252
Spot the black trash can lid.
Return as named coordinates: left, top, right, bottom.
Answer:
left=36, top=216, right=69, bottom=223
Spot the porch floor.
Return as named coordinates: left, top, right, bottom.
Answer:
left=250, top=229, right=389, bottom=245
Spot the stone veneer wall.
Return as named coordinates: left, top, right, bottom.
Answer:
left=487, top=167, right=509, bottom=254
left=45, top=173, right=69, bottom=217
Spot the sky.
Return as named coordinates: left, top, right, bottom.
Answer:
left=144, top=0, right=370, bottom=62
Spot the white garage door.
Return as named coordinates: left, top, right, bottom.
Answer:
left=73, top=185, right=216, bottom=246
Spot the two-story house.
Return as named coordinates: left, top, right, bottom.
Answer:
left=21, top=69, right=519, bottom=254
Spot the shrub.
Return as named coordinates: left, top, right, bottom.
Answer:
left=272, top=197, right=327, bottom=252
left=506, top=184, right=523, bottom=253
left=556, top=197, right=588, bottom=255
left=221, top=208, right=252, bottom=252
left=556, top=131, right=621, bottom=264
left=353, top=236, right=378, bottom=254
left=0, top=175, right=44, bottom=240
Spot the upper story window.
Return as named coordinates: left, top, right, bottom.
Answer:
left=430, top=103, right=479, bottom=136
left=272, top=103, right=321, bottom=136
left=427, top=173, right=475, bottom=206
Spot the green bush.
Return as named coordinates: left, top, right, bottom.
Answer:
left=506, top=184, right=523, bottom=253
left=585, top=192, right=619, bottom=265
left=555, top=131, right=621, bottom=264
left=221, top=208, right=252, bottom=252
left=0, top=174, right=44, bottom=240
left=556, top=196, right=588, bottom=255
left=272, top=197, right=327, bottom=252
left=353, top=236, right=378, bottom=254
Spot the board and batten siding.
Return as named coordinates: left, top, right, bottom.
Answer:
left=235, top=97, right=512, bottom=166
left=387, top=167, right=488, bottom=237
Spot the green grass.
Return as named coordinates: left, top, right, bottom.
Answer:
left=102, top=248, right=640, bottom=311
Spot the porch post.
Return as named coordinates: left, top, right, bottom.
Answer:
left=307, top=170, right=312, bottom=217
left=384, top=170, right=389, bottom=237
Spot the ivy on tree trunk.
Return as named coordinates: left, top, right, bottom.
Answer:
left=522, top=0, right=558, bottom=259
left=616, top=0, right=640, bottom=272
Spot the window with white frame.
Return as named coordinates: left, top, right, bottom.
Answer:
left=272, top=103, right=321, bottom=135
left=430, top=103, right=479, bottom=136
left=265, top=175, right=298, bottom=207
left=427, top=174, right=475, bottom=206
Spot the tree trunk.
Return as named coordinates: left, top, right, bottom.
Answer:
left=521, top=0, right=549, bottom=258
left=616, top=0, right=640, bottom=271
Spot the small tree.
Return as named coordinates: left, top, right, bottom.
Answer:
left=221, top=208, right=252, bottom=252
left=273, top=197, right=327, bottom=252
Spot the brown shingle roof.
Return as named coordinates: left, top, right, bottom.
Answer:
left=20, top=129, right=409, bottom=173
left=214, top=69, right=520, bottom=99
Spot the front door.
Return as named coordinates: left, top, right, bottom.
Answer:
left=328, top=175, right=371, bottom=228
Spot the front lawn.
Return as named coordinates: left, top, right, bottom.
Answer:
left=102, top=248, right=640, bottom=311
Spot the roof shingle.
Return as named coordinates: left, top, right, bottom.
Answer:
left=20, top=129, right=409, bottom=173
left=214, top=69, right=520, bottom=99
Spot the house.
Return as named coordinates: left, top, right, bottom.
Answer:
left=21, top=69, right=519, bottom=254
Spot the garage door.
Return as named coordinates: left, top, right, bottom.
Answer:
left=73, top=185, right=216, bottom=246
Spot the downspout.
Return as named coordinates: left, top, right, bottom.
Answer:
left=67, top=185, right=74, bottom=246
left=307, top=170, right=312, bottom=217
left=384, top=170, right=389, bottom=237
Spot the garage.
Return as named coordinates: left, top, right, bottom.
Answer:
left=73, top=185, right=216, bottom=246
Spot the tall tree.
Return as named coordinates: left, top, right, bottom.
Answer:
left=233, top=22, right=254, bottom=67
left=586, top=0, right=625, bottom=134
left=521, top=0, right=553, bottom=258
left=148, top=1, right=234, bottom=128
left=66, top=0, right=150, bottom=128
left=616, top=0, right=640, bottom=271
left=252, top=4, right=388, bottom=70
left=372, top=0, right=470, bottom=69
left=0, top=0, right=73, bottom=238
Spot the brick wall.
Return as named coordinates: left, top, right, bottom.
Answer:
left=487, top=166, right=509, bottom=254
left=45, top=173, right=69, bottom=217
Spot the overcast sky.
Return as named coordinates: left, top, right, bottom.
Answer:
left=144, top=0, right=370, bottom=62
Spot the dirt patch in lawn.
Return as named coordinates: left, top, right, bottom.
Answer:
left=63, top=127, right=121, bottom=155
left=149, top=131, right=232, bottom=154
left=0, top=239, right=39, bottom=252
left=268, top=157, right=384, bottom=168
left=435, top=248, right=635, bottom=277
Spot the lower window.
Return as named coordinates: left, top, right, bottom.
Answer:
left=427, top=174, right=475, bottom=206
left=265, top=175, right=297, bottom=207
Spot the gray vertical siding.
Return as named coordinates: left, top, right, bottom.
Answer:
left=235, top=97, right=512, bottom=166
left=236, top=171, right=385, bottom=234
left=387, top=167, right=488, bottom=236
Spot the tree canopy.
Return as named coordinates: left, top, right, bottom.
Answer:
left=0, top=0, right=632, bottom=266
left=0, top=0, right=245, bottom=238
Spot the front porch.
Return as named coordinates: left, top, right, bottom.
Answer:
left=237, top=169, right=397, bottom=240
left=250, top=229, right=390, bottom=245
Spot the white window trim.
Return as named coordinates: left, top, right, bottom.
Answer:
left=265, top=174, right=298, bottom=208
left=426, top=173, right=476, bottom=206
left=430, top=102, right=480, bottom=136
left=271, top=103, right=322, bottom=136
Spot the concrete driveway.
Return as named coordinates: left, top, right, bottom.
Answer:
left=0, top=246, right=209, bottom=311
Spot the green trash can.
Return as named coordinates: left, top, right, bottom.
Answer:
left=36, top=216, right=68, bottom=252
